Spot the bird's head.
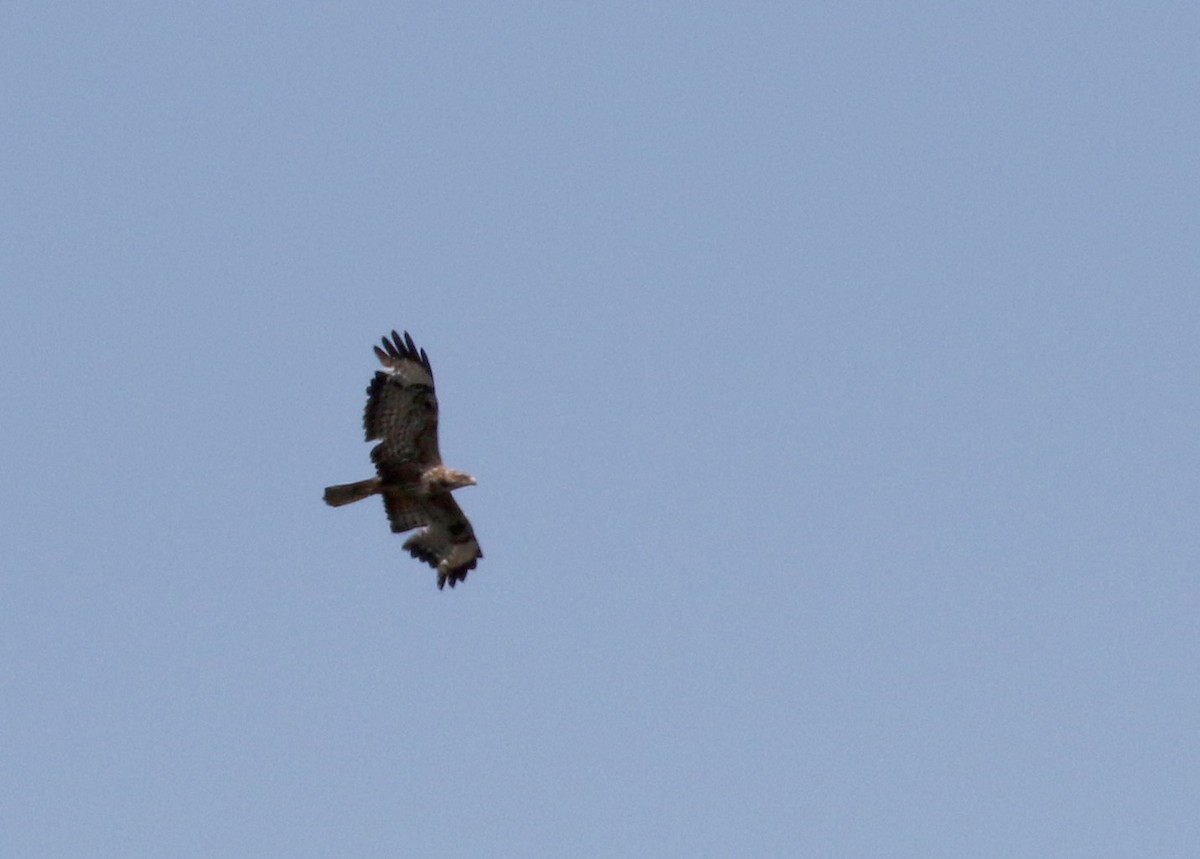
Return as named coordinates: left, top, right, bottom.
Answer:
left=437, top=468, right=477, bottom=491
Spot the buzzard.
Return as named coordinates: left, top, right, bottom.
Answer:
left=324, top=330, right=482, bottom=589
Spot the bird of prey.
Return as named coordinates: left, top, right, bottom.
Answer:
left=324, top=330, right=482, bottom=589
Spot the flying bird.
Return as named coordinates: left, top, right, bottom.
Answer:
left=324, top=330, right=482, bottom=589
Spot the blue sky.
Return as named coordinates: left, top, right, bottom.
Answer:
left=3, top=3, right=1198, bottom=856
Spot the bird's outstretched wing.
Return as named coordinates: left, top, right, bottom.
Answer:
left=401, top=493, right=483, bottom=589
left=364, top=330, right=441, bottom=482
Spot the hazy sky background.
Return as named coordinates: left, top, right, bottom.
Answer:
left=3, top=3, right=1198, bottom=856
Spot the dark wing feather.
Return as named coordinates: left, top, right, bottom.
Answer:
left=364, top=330, right=441, bottom=478
left=401, top=493, right=483, bottom=589
left=382, top=489, right=428, bottom=534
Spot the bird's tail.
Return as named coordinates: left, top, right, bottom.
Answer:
left=323, top=477, right=382, bottom=507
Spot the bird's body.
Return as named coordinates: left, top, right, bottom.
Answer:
left=324, top=330, right=481, bottom=589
